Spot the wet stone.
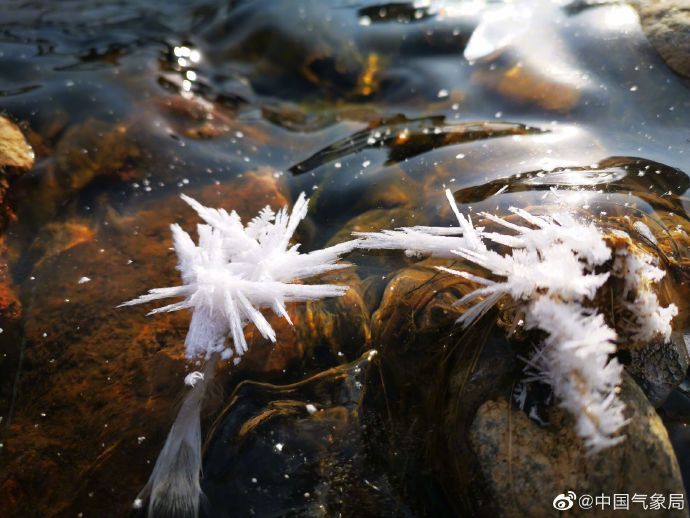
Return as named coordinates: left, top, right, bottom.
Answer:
left=366, top=258, right=518, bottom=515
left=200, top=351, right=408, bottom=517
left=631, top=0, right=690, bottom=78
left=626, top=333, right=690, bottom=407
left=470, top=373, right=687, bottom=517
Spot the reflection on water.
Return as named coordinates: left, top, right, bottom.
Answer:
left=0, top=0, right=689, bottom=516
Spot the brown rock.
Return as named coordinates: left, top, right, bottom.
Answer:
left=470, top=373, right=687, bottom=517
left=473, top=63, right=581, bottom=111
left=201, top=350, right=406, bottom=516
left=631, top=0, right=690, bottom=78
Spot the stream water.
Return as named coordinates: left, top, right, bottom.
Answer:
left=1, top=1, right=689, bottom=516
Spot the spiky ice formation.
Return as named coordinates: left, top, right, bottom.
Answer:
left=612, top=243, right=678, bottom=344
left=122, top=193, right=357, bottom=517
left=120, top=192, right=357, bottom=360
left=355, top=189, right=486, bottom=258
left=357, top=189, right=676, bottom=452
left=524, top=298, right=626, bottom=452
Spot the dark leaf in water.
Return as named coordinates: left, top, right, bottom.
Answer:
left=290, top=116, right=546, bottom=174
left=451, top=156, right=690, bottom=214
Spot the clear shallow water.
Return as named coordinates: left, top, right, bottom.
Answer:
left=0, top=1, right=689, bottom=516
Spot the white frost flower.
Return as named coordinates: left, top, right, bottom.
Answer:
left=355, top=189, right=486, bottom=258
left=525, top=298, right=627, bottom=452
left=121, top=192, right=357, bottom=517
left=121, top=192, right=357, bottom=360
left=358, top=189, right=676, bottom=452
left=612, top=242, right=678, bottom=343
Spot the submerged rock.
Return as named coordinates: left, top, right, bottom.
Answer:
left=200, top=350, right=409, bottom=517
left=470, top=372, right=687, bottom=517
left=473, top=62, right=581, bottom=112
left=367, top=258, right=517, bottom=515
left=626, top=333, right=689, bottom=407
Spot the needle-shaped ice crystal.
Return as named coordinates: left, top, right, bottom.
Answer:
left=120, top=192, right=357, bottom=360
left=357, top=189, right=676, bottom=452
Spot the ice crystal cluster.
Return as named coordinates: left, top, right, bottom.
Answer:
left=121, top=192, right=356, bottom=360
left=358, top=190, right=677, bottom=452
left=122, top=192, right=355, bottom=517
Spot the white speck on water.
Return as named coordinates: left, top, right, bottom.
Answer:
left=455, top=153, right=465, bottom=159
left=359, top=15, right=371, bottom=26
left=334, top=162, right=342, bottom=169
left=437, top=88, right=449, bottom=98
left=629, top=85, right=638, bottom=92
left=362, top=160, right=371, bottom=168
